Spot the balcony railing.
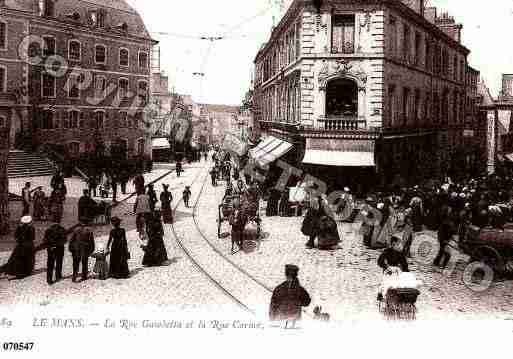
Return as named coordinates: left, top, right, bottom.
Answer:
left=317, top=116, right=366, bottom=131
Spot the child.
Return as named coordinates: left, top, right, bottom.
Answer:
left=183, top=186, right=192, bottom=208
left=91, top=244, right=110, bottom=280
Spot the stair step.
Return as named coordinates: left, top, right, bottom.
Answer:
left=8, top=151, right=56, bottom=179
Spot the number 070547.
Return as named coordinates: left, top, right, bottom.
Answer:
left=2, top=342, right=34, bottom=351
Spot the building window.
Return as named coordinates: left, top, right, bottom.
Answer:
left=388, top=85, right=396, bottom=127
left=91, top=10, right=106, bottom=28
left=0, top=66, right=5, bottom=92
left=118, top=78, right=129, bottom=99
left=119, top=48, right=129, bottom=67
left=138, top=52, right=148, bottom=68
left=79, top=112, right=87, bottom=128
left=331, top=15, right=355, bottom=54
left=389, top=17, right=397, bottom=57
left=441, top=48, right=448, bottom=77
left=414, top=89, right=421, bottom=124
left=42, top=36, right=55, bottom=57
left=69, top=110, right=79, bottom=128
left=402, top=87, right=410, bottom=126
left=95, top=44, right=106, bottom=64
left=40, top=110, right=54, bottom=129
left=67, top=73, right=81, bottom=99
left=414, top=32, right=421, bottom=66
left=424, top=92, right=431, bottom=125
left=137, top=138, right=145, bottom=156
left=67, top=142, right=80, bottom=157
left=402, top=24, right=410, bottom=63
left=0, top=21, right=6, bottom=50
left=94, top=75, right=107, bottom=99
left=138, top=81, right=148, bottom=105
left=68, top=40, right=81, bottom=61
left=0, top=116, right=6, bottom=128
left=295, top=22, right=301, bottom=60
left=42, top=72, right=56, bottom=98
left=95, top=111, right=105, bottom=129
left=39, top=0, right=54, bottom=17
left=119, top=111, right=128, bottom=127
left=425, top=41, right=432, bottom=72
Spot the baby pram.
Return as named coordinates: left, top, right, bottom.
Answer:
left=377, top=270, right=421, bottom=320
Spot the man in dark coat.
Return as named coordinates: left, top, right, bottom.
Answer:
left=69, top=220, right=95, bottom=282
left=42, top=218, right=67, bottom=285
left=51, top=170, right=65, bottom=191
left=78, top=189, right=97, bottom=223
left=269, top=264, right=311, bottom=323
left=377, top=236, right=409, bottom=273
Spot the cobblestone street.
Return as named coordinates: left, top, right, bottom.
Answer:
left=2, top=159, right=512, bottom=322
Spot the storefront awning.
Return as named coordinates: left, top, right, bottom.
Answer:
left=249, top=136, right=293, bottom=167
left=302, top=138, right=375, bottom=167
left=152, top=138, right=170, bottom=150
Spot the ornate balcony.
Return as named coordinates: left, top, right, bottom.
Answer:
left=317, top=116, right=366, bottom=131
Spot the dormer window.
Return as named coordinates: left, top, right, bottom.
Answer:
left=117, top=22, right=128, bottom=32
left=91, top=10, right=106, bottom=28
left=39, top=0, right=54, bottom=17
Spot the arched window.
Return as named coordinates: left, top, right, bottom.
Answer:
left=138, top=51, right=148, bottom=68
left=137, top=138, right=145, bottom=156
left=68, top=40, right=81, bottom=61
left=119, top=48, right=129, bottom=67
left=326, top=78, right=358, bottom=117
left=95, top=44, right=106, bottom=64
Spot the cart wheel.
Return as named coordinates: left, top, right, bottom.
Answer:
left=471, top=246, right=504, bottom=277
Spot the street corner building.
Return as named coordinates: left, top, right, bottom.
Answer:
left=251, top=0, right=484, bottom=194
left=0, top=0, right=157, bottom=163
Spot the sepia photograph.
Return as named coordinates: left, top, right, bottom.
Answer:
left=0, top=0, right=512, bottom=356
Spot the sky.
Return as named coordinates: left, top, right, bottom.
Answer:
left=126, top=0, right=513, bottom=105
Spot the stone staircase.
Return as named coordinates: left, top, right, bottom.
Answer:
left=7, top=150, right=57, bottom=178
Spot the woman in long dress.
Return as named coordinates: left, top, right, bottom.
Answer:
left=32, top=187, right=46, bottom=221
left=160, top=184, right=173, bottom=224
left=142, top=211, right=168, bottom=267
left=107, top=217, right=130, bottom=279
left=0, top=216, right=36, bottom=279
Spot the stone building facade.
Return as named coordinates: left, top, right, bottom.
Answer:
left=1, top=0, right=155, bottom=161
left=253, top=0, right=474, bottom=192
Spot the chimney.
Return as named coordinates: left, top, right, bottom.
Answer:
left=424, top=7, right=437, bottom=24
left=435, top=12, right=463, bottom=43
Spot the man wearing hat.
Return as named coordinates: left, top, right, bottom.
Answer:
left=42, top=218, right=67, bottom=285
left=69, top=218, right=95, bottom=282
left=269, top=264, right=311, bottom=322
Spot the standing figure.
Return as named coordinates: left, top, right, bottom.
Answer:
left=32, top=186, right=46, bottom=221
left=120, top=170, right=129, bottom=195
left=269, top=264, right=311, bottom=324
left=204, top=152, right=208, bottom=161
left=133, top=174, right=145, bottom=195
left=49, top=184, right=66, bottom=223
left=107, top=217, right=130, bottom=279
left=111, top=174, right=118, bottom=203
left=210, top=167, right=218, bottom=186
left=91, top=244, right=110, bottom=280
left=134, top=189, right=151, bottom=234
left=176, top=161, right=183, bottom=177
left=142, top=211, right=168, bottom=267
left=183, top=186, right=192, bottom=208
left=42, top=218, right=67, bottom=285
left=160, top=184, right=173, bottom=224
left=69, top=220, right=95, bottom=282
left=0, top=216, right=36, bottom=279
left=88, top=175, right=98, bottom=198
left=21, top=182, right=32, bottom=216
left=51, top=170, right=65, bottom=191
left=147, top=184, right=158, bottom=213
left=78, top=189, right=97, bottom=224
